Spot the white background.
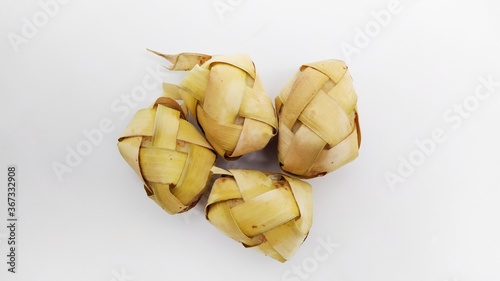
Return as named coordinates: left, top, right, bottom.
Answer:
left=1, top=0, right=500, bottom=280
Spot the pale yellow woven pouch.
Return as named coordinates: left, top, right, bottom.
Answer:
left=205, top=169, right=313, bottom=262
left=276, top=59, right=361, bottom=178
left=118, top=94, right=216, bottom=214
left=149, top=50, right=278, bottom=160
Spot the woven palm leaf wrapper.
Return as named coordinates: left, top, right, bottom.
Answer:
left=117, top=90, right=216, bottom=214
left=149, top=50, right=278, bottom=160
left=275, top=59, right=361, bottom=179
left=205, top=169, right=313, bottom=262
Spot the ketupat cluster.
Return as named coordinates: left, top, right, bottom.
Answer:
left=117, top=51, right=361, bottom=262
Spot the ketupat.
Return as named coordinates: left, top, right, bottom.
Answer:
left=275, top=59, right=361, bottom=178
left=118, top=92, right=216, bottom=214
left=149, top=50, right=278, bottom=160
left=205, top=169, right=313, bottom=262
